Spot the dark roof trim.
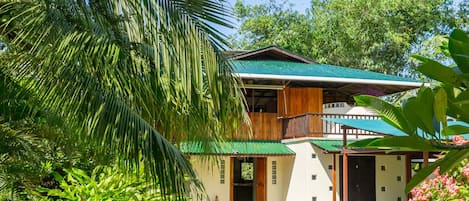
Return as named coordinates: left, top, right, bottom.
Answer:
left=230, top=46, right=316, bottom=64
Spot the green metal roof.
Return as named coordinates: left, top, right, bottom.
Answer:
left=310, top=140, right=354, bottom=152
left=180, top=140, right=295, bottom=156
left=231, top=60, right=420, bottom=83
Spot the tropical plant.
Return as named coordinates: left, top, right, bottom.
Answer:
left=409, top=158, right=469, bottom=201
left=0, top=71, right=114, bottom=200
left=0, top=0, right=247, bottom=199
left=33, top=166, right=168, bottom=201
left=0, top=72, right=44, bottom=200
left=350, top=29, right=469, bottom=192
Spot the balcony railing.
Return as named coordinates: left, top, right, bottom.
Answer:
left=281, top=113, right=380, bottom=138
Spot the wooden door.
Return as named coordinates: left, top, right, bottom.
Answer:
left=255, top=158, right=266, bottom=201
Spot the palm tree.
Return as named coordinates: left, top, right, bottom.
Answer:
left=0, top=0, right=247, bottom=199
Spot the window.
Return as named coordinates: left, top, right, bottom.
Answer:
left=272, top=161, right=277, bottom=184
left=220, top=160, right=225, bottom=184
left=241, top=162, right=254, bottom=181
left=245, top=89, right=278, bottom=113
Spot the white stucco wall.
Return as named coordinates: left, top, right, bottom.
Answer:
left=285, top=141, right=314, bottom=201
left=335, top=154, right=407, bottom=201
left=375, top=155, right=407, bottom=201
left=190, top=155, right=295, bottom=201
left=267, top=157, right=294, bottom=201
left=191, top=156, right=230, bottom=201
left=312, top=146, right=336, bottom=201
left=189, top=145, right=407, bottom=201
left=285, top=139, right=408, bottom=201
left=285, top=141, right=336, bottom=201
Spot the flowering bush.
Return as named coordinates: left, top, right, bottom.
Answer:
left=409, top=161, right=469, bottom=201
left=409, top=136, right=469, bottom=201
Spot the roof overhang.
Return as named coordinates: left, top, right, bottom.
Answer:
left=310, top=139, right=385, bottom=154
left=180, top=140, right=296, bottom=157
left=235, top=73, right=424, bottom=87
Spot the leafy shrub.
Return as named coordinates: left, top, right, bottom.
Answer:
left=34, top=166, right=171, bottom=201
left=409, top=157, right=469, bottom=201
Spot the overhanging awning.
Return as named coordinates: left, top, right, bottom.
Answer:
left=310, top=140, right=382, bottom=153
left=310, top=140, right=353, bottom=153
left=180, top=140, right=295, bottom=156
left=323, top=118, right=407, bottom=136
left=323, top=118, right=469, bottom=138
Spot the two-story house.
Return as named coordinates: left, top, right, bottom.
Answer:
left=182, top=46, right=424, bottom=201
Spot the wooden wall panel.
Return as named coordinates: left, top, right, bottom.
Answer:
left=278, top=87, right=324, bottom=137
left=277, top=87, right=323, bottom=116
left=233, top=112, right=282, bottom=140
left=233, top=87, right=324, bottom=140
left=250, top=112, right=282, bottom=140
left=255, top=158, right=267, bottom=201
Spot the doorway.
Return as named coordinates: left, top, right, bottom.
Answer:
left=232, top=157, right=266, bottom=201
left=340, top=156, right=376, bottom=201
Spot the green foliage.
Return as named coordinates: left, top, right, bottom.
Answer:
left=233, top=0, right=311, bottom=53
left=233, top=0, right=469, bottom=74
left=409, top=160, right=469, bottom=200
left=0, top=0, right=248, bottom=199
left=34, top=166, right=170, bottom=201
left=351, top=29, right=469, bottom=192
left=0, top=71, right=115, bottom=200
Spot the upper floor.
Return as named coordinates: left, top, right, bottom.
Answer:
left=229, top=46, right=422, bottom=140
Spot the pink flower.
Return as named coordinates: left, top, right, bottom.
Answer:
left=409, top=160, right=468, bottom=201
left=463, top=163, right=469, bottom=182
left=452, top=135, right=467, bottom=145
left=433, top=167, right=440, bottom=177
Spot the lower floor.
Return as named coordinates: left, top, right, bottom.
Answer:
left=189, top=140, right=410, bottom=201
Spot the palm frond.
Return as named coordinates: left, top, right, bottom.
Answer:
left=354, top=95, right=416, bottom=135
left=1, top=0, right=247, bottom=198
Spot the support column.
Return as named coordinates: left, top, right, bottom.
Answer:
left=343, top=152, right=348, bottom=201
left=423, top=151, right=429, bottom=167
left=333, top=154, right=337, bottom=201
left=406, top=154, right=412, bottom=200
left=342, top=127, right=349, bottom=201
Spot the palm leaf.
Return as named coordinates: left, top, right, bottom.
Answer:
left=354, top=95, right=416, bottom=135
left=0, top=0, right=248, bottom=199
left=348, top=136, right=440, bottom=151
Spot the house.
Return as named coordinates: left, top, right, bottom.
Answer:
left=181, top=46, right=425, bottom=201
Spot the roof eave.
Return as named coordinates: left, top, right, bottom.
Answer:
left=234, top=73, right=425, bottom=87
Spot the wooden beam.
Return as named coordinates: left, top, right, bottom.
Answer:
left=342, top=151, right=349, bottom=201
left=406, top=154, right=412, bottom=200
left=333, top=153, right=337, bottom=201
left=230, top=158, right=234, bottom=201
left=342, top=126, right=348, bottom=148
left=342, top=128, right=348, bottom=201
left=423, top=151, right=429, bottom=167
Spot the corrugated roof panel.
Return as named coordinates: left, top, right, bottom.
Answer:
left=180, top=140, right=295, bottom=156
left=310, top=140, right=352, bottom=152
left=231, top=60, right=419, bottom=83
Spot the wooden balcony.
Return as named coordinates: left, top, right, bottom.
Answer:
left=281, top=113, right=380, bottom=138
left=235, top=112, right=381, bottom=140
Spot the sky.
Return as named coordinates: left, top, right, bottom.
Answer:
left=221, top=0, right=311, bottom=36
